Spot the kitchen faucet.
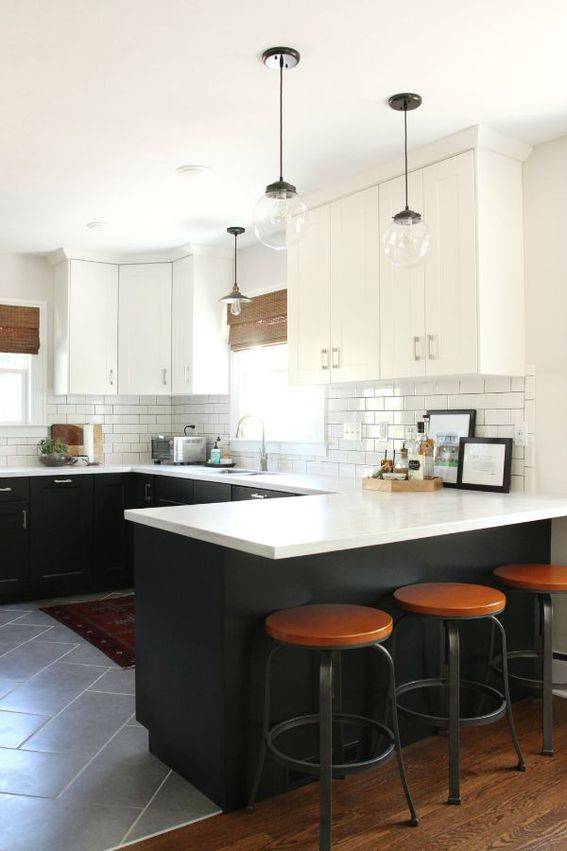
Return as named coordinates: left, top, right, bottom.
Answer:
left=235, top=415, right=268, bottom=472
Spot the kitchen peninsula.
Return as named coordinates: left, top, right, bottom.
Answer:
left=125, top=482, right=567, bottom=812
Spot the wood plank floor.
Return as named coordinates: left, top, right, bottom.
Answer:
left=128, top=698, right=567, bottom=850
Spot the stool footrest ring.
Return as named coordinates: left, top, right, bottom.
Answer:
left=396, top=678, right=506, bottom=728
left=266, top=712, right=395, bottom=777
left=490, top=650, right=567, bottom=691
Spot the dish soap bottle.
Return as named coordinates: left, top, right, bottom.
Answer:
left=210, top=438, right=221, bottom=465
left=408, top=421, right=434, bottom=480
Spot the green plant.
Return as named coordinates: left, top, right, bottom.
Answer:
left=38, top=437, right=68, bottom=455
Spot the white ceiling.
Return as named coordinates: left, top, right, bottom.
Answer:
left=1, top=0, right=566, bottom=254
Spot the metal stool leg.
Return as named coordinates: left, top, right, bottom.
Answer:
left=374, top=643, right=419, bottom=826
left=542, top=593, right=554, bottom=756
left=332, top=651, right=345, bottom=772
left=247, top=645, right=280, bottom=812
left=446, top=620, right=461, bottom=805
left=490, top=616, right=526, bottom=771
left=319, top=650, right=334, bottom=851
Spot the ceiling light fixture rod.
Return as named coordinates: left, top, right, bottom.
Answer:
left=403, top=104, right=409, bottom=210
left=279, top=53, right=284, bottom=182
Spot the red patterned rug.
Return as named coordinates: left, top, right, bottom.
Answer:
left=41, top=595, right=135, bottom=668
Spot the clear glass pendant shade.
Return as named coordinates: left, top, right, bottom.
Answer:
left=383, top=213, right=431, bottom=268
left=253, top=181, right=308, bottom=251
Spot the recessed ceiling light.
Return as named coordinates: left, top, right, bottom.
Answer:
left=86, top=221, right=112, bottom=232
left=175, top=164, right=213, bottom=179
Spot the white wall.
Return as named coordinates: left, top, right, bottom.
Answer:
left=524, top=133, right=567, bottom=649
left=0, top=253, right=53, bottom=384
left=238, top=241, right=286, bottom=295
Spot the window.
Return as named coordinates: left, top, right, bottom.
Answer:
left=0, top=353, right=30, bottom=423
left=230, top=344, right=324, bottom=448
left=0, top=299, right=46, bottom=427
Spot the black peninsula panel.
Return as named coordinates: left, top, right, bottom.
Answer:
left=132, top=519, right=551, bottom=812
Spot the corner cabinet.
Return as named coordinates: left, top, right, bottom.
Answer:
left=288, top=188, right=380, bottom=386
left=118, top=263, right=172, bottom=395
left=171, top=254, right=231, bottom=395
left=54, top=260, right=119, bottom=395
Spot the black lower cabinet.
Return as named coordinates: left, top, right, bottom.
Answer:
left=30, top=475, right=94, bottom=598
left=94, top=474, right=132, bottom=591
left=0, top=501, right=30, bottom=600
left=153, top=475, right=194, bottom=507
left=193, top=480, right=231, bottom=504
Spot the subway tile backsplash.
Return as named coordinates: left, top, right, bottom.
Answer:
left=0, top=374, right=535, bottom=492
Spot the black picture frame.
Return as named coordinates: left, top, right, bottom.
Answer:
left=457, top=437, right=513, bottom=493
left=426, top=409, right=476, bottom=488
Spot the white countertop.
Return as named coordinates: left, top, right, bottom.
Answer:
left=125, top=488, right=567, bottom=560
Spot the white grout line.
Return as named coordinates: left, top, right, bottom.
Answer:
left=15, top=665, right=113, bottom=751
left=118, top=769, right=173, bottom=845
left=0, top=641, right=84, bottom=690
left=0, top=625, right=73, bottom=661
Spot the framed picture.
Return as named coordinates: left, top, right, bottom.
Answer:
left=426, top=409, right=476, bottom=486
left=457, top=437, right=513, bottom=493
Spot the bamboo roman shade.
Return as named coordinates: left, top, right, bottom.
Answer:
left=0, top=304, right=40, bottom=354
left=227, top=289, right=287, bottom=351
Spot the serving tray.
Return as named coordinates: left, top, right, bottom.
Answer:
left=363, top=477, right=443, bottom=492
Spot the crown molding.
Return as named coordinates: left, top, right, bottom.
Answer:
left=46, top=241, right=232, bottom=266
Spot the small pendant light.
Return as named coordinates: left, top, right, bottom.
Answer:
left=219, top=227, right=252, bottom=317
left=253, top=47, right=307, bottom=251
left=383, top=93, right=431, bottom=268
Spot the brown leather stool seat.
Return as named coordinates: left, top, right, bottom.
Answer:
left=493, top=563, right=567, bottom=756
left=494, top=563, right=567, bottom=592
left=394, top=582, right=506, bottom=619
left=266, top=603, right=393, bottom=648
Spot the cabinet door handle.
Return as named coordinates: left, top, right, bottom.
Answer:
left=144, top=482, right=152, bottom=503
left=250, top=492, right=267, bottom=499
left=22, top=509, right=27, bottom=530
left=427, top=334, right=437, bottom=360
left=162, top=368, right=168, bottom=386
left=185, top=365, right=190, bottom=383
left=53, top=478, right=72, bottom=484
left=331, top=347, right=340, bottom=369
left=321, top=349, right=329, bottom=370
left=0, top=487, right=12, bottom=493
left=109, top=368, right=114, bottom=386
left=413, top=336, right=422, bottom=361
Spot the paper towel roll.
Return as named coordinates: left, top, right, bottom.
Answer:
left=83, top=424, right=95, bottom=463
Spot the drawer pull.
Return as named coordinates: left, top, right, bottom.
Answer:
left=0, top=487, right=13, bottom=492
left=321, top=348, right=329, bottom=370
left=22, top=509, right=27, bottom=530
left=109, top=368, right=114, bottom=386
left=144, top=482, right=152, bottom=503
left=331, top=347, right=340, bottom=369
left=162, top=368, right=168, bottom=386
left=53, top=478, right=72, bottom=484
left=250, top=492, right=267, bottom=499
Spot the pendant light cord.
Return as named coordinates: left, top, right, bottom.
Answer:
left=404, top=102, right=409, bottom=211
left=234, top=232, right=238, bottom=287
left=278, top=54, right=284, bottom=182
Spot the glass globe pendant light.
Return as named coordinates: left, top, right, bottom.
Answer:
left=383, top=93, right=431, bottom=268
left=219, top=227, right=252, bottom=317
left=253, top=47, right=307, bottom=251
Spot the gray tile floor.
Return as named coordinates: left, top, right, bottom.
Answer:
left=0, top=593, right=220, bottom=851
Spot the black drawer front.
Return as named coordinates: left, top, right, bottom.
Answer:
left=231, top=485, right=297, bottom=501
left=154, top=476, right=194, bottom=507
left=0, top=478, right=29, bottom=502
left=193, top=480, right=231, bottom=504
left=31, top=474, right=91, bottom=490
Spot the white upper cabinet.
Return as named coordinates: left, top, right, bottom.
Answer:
left=288, top=204, right=332, bottom=385
left=330, top=187, right=380, bottom=383
left=118, top=263, right=172, bottom=395
left=172, top=254, right=231, bottom=395
left=423, top=151, right=477, bottom=375
left=379, top=171, right=427, bottom=378
left=379, top=148, right=525, bottom=379
left=53, top=259, right=118, bottom=395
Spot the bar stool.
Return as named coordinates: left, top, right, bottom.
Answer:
left=247, top=604, right=418, bottom=851
left=393, top=582, right=526, bottom=805
left=493, top=563, right=567, bottom=756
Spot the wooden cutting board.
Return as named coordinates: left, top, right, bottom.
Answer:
left=51, top=423, right=103, bottom=461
